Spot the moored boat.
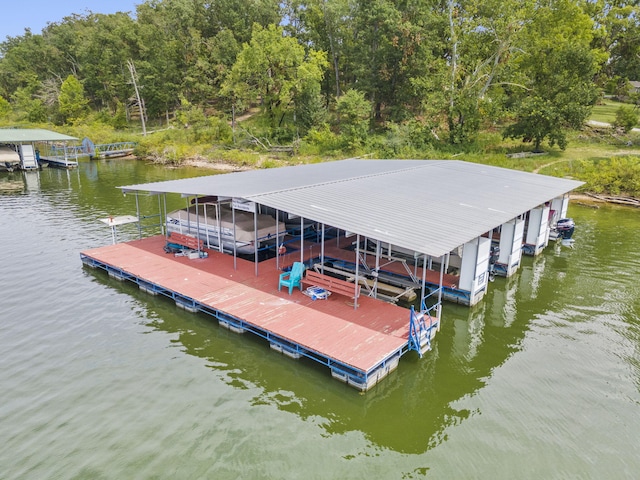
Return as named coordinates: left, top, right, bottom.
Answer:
left=167, top=203, right=286, bottom=255
left=549, top=217, right=576, bottom=247
left=0, top=146, right=21, bottom=172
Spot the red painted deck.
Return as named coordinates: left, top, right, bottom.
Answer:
left=82, top=236, right=418, bottom=374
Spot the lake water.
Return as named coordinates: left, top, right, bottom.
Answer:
left=1, top=159, right=639, bottom=479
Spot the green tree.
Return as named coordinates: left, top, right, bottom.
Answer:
left=503, top=0, right=601, bottom=151
left=614, top=105, right=638, bottom=132
left=0, top=96, right=11, bottom=118
left=294, top=0, right=354, bottom=99
left=11, top=79, right=47, bottom=123
left=336, top=89, right=372, bottom=147
left=588, top=1, right=640, bottom=84
left=58, top=75, right=89, bottom=124
left=445, top=0, right=532, bottom=144
left=111, top=102, right=129, bottom=129
left=344, top=0, right=442, bottom=123
left=221, top=24, right=328, bottom=131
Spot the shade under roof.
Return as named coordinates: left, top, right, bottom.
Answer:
left=0, top=128, right=77, bottom=143
left=119, top=159, right=584, bottom=257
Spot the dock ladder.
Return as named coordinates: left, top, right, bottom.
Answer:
left=407, top=296, right=440, bottom=357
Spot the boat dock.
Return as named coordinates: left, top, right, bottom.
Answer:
left=0, top=128, right=79, bottom=169
left=81, top=235, right=437, bottom=391
left=82, top=159, right=584, bottom=390
left=51, top=140, right=137, bottom=160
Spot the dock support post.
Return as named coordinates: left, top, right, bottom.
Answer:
left=162, top=194, right=168, bottom=238
left=300, top=216, right=304, bottom=265
left=320, top=223, right=325, bottom=274
left=354, top=234, right=360, bottom=309
left=276, top=210, right=280, bottom=271
left=232, top=205, right=237, bottom=271
left=420, top=254, right=427, bottom=306
left=195, top=196, right=201, bottom=256
left=254, top=204, right=258, bottom=277
left=135, top=193, right=141, bottom=239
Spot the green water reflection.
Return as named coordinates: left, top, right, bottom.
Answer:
left=83, top=159, right=639, bottom=456
left=84, top=237, right=571, bottom=455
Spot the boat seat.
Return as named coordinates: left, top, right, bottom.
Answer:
left=278, top=262, right=305, bottom=295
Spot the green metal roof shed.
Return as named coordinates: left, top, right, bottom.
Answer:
left=0, top=128, right=78, bottom=143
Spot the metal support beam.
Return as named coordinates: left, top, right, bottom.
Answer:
left=276, top=210, right=280, bottom=271
left=300, top=216, right=304, bottom=265
left=232, top=206, right=237, bottom=270
left=135, top=193, right=141, bottom=239
left=354, top=234, right=360, bottom=309
left=254, top=205, right=258, bottom=276
left=321, top=223, right=325, bottom=274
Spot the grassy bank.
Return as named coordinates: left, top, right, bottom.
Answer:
left=4, top=117, right=640, bottom=199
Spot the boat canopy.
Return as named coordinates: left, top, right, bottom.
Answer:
left=0, top=128, right=78, bottom=143
left=119, top=159, right=584, bottom=258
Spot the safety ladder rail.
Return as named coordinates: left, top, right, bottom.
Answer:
left=407, top=288, right=441, bottom=357
left=407, top=306, right=433, bottom=357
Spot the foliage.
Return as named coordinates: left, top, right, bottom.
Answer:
left=590, top=99, right=629, bottom=124
left=575, top=156, right=640, bottom=196
left=111, top=103, right=129, bottom=130
left=174, top=96, right=233, bottom=143
left=0, top=96, right=11, bottom=118
left=614, top=106, right=638, bottom=133
left=502, top=1, right=601, bottom=151
left=1, top=0, right=638, bottom=165
left=221, top=23, right=328, bottom=137
left=11, top=85, right=47, bottom=123
left=589, top=1, right=640, bottom=83
left=336, top=89, right=372, bottom=148
left=58, top=75, right=89, bottom=125
left=299, top=124, right=342, bottom=155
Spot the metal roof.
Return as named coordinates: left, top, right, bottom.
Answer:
left=0, top=128, right=78, bottom=143
left=119, top=159, right=584, bottom=257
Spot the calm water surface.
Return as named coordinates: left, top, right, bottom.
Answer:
left=1, top=160, right=639, bottom=479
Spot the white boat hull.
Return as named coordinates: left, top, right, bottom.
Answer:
left=167, top=204, right=286, bottom=255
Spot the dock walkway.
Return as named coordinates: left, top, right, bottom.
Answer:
left=81, top=236, right=431, bottom=390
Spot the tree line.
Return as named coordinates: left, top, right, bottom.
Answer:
left=0, top=0, right=638, bottom=152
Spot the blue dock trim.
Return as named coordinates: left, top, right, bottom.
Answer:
left=81, top=253, right=406, bottom=391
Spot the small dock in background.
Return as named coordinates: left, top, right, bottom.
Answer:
left=47, top=140, right=137, bottom=167
left=81, top=236, right=437, bottom=391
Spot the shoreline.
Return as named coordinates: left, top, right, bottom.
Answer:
left=180, top=159, right=253, bottom=172
left=571, top=192, right=640, bottom=208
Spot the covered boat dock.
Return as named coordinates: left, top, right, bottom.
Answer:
left=0, top=128, right=79, bottom=169
left=81, top=159, right=583, bottom=390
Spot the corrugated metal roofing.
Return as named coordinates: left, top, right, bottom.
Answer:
left=0, top=128, right=78, bottom=142
left=119, top=159, right=583, bottom=257
left=120, top=159, right=427, bottom=197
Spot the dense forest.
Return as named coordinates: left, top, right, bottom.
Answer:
left=0, top=0, right=639, bottom=164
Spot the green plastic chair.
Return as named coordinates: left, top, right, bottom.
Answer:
left=278, top=262, right=305, bottom=295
